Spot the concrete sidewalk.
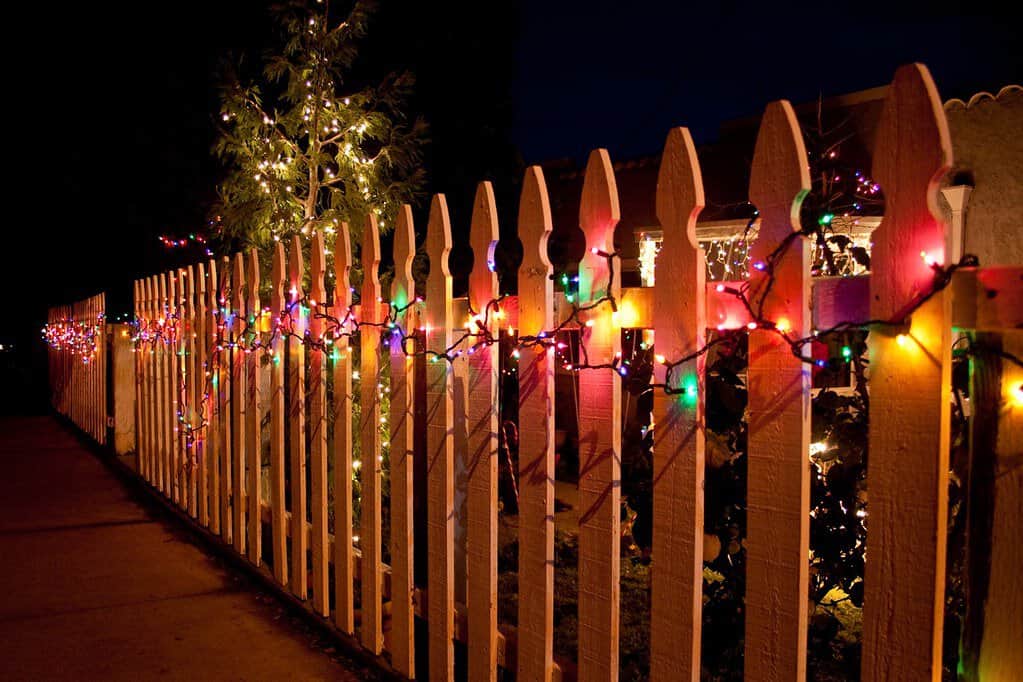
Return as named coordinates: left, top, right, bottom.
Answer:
left=0, top=416, right=377, bottom=681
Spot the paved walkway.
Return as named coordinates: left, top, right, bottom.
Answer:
left=0, top=416, right=376, bottom=681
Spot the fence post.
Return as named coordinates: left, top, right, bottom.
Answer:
left=744, top=99, right=812, bottom=682
left=389, top=206, right=417, bottom=676
left=862, top=63, right=954, bottom=681
left=974, top=331, right=1023, bottom=678
left=246, top=249, right=263, bottom=565
left=333, top=224, right=355, bottom=633
left=309, top=233, right=330, bottom=616
left=650, top=127, right=706, bottom=682
left=270, top=243, right=288, bottom=585
left=517, top=166, right=555, bottom=682
left=425, top=194, right=455, bottom=682
left=360, top=214, right=385, bottom=653
left=287, top=236, right=308, bottom=600
left=232, top=253, right=247, bottom=553
left=577, top=148, right=622, bottom=682
left=466, top=181, right=500, bottom=682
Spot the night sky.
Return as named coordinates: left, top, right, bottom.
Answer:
left=4, top=0, right=1020, bottom=405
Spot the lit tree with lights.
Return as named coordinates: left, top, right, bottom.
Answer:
left=214, top=0, right=426, bottom=258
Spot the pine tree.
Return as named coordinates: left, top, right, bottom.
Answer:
left=214, top=0, right=426, bottom=261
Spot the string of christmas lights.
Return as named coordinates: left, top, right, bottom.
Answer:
left=122, top=225, right=1018, bottom=464
left=42, top=314, right=105, bottom=363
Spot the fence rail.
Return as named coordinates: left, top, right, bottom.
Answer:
left=54, top=63, right=1022, bottom=681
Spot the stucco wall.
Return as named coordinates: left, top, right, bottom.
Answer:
left=942, top=86, right=1023, bottom=266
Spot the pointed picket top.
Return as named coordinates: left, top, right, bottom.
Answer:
left=749, top=100, right=810, bottom=224
left=270, top=243, right=285, bottom=313
left=334, top=223, right=352, bottom=310
left=517, top=166, right=553, bottom=335
left=653, top=126, right=706, bottom=367
left=197, top=261, right=206, bottom=296
left=362, top=214, right=382, bottom=324
left=468, top=182, right=499, bottom=317
left=233, top=252, right=246, bottom=310
left=288, top=235, right=305, bottom=304
left=426, top=194, right=453, bottom=287
left=221, top=255, right=232, bottom=302
left=392, top=205, right=416, bottom=309
left=871, top=62, right=954, bottom=322
left=578, top=149, right=621, bottom=303
left=207, top=258, right=218, bottom=296
left=310, top=231, right=326, bottom=305
left=656, top=127, right=705, bottom=256
left=184, top=264, right=196, bottom=310
left=748, top=100, right=811, bottom=318
left=246, top=249, right=260, bottom=305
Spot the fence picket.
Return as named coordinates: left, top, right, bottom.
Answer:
left=100, top=294, right=106, bottom=442
left=98, top=295, right=103, bottom=441
left=270, top=243, right=288, bottom=584
left=425, top=194, right=455, bottom=682
left=170, top=270, right=183, bottom=505
left=516, top=166, right=556, bottom=682
left=287, top=236, right=308, bottom=599
left=183, top=267, right=196, bottom=516
left=862, top=63, right=954, bottom=681
left=134, top=281, right=146, bottom=481
left=175, top=272, right=187, bottom=506
left=150, top=277, right=161, bottom=492
left=196, top=262, right=209, bottom=527
left=333, top=223, right=356, bottom=633
left=146, top=279, right=157, bottom=487
left=389, top=206, right=417, bottom=676
left=160, top=273, right=172, bottom=498
left=309, top=233, right=330, bottom=616
left=359, top=215, right=385, bottom=652
left=246, top=249, right=262, bottom=565
left=466, top=181, right=500, bottom=682
left=577, top=149, right=622, bottom=682
left=232, top=253, right=247, bottom=553
left=208, top=260, right=222, bottom=534
left=650, top=127, right=706, bottom=681
left=219, top=256, right=234, bottom=542
left=744, top=100, right=812, bottom=681
left=87, top=296, right=95, bottom=440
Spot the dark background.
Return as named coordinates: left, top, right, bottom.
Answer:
left=4, top=0, right=1020, bottom=412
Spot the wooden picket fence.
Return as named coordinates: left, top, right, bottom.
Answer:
left=46, top=293, right=107, bottom=445
left=121, top=64, right=1022, bottom=681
